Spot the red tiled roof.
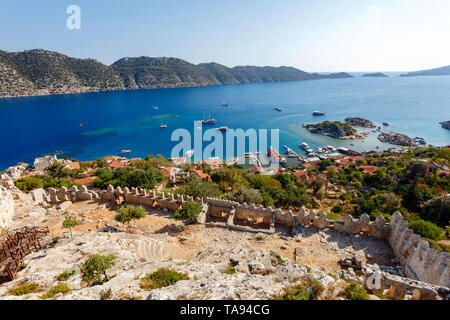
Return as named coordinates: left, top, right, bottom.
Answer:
left=74, top=176, right=97, bottom=185
left=190, top=169, right=210, bottom=180
left=293, top=170, right=310, bottom=182
left=68, top=162, right=80, bottom=169
left=109, top=161, right=127, bottom=168
left=104, top=156, right=121, bottom=161
left=158, top=167, right=172, bottom=178
left=359, top=166, right=378, bottom=174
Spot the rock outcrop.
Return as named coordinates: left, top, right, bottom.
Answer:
left=344, top=117, right=376, bottom=128
left=440, top=121, right=450, bottom=130
left=0, top=186, right=14, bottom=228
left=377, top=132, right=416, bottom=147
left=302, top=121, right=365, bottom=139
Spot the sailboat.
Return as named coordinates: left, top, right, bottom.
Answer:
left=202, top=112, right=215, bottom=124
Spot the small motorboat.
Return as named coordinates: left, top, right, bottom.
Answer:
left=313, top=111, right=326, bottom=116
left=274, top=107, right=282, bottom=112
left=118, top=150, right=132, bottom=155
left=216, top=126, right=230, bottom=132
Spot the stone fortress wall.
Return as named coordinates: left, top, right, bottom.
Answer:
left=41, top=184, right=449, bottom=291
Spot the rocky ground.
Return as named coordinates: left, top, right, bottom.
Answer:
left=0, top=189, right=400, bottom=300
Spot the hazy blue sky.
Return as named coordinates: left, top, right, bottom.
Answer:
left=1, top=0, right=449, bottom=72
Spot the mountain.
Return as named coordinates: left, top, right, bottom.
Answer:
left=362, top=72, right=388, bottom=77
left=400, top=65, right=450, bottom=77
left=0, top=49, right=124, bottom=97
left=0, top=49, right=353, bottom=98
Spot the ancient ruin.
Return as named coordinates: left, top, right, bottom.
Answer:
left=34, top=184, right=449, bottom=295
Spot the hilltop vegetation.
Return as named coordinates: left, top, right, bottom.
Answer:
left=0, top=49, right=353, bottom=98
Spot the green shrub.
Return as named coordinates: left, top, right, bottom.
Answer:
left=115, top=205, right=146, bottom=231
left=57, top=269, right=76, bottom=281
left=174, top=201, right=202, bottom=222
left=332, top=205, right=344, bottom=213
left=140, top=268, right=188, bottom=290
left=274, top=277, right=324, bottom=300
left=326, top=212, right=340, bottom=220
left=63, top=215, right=79, bottom=239
left=9, top=283, right=39, bottom=296
left=39, top=284, right=71, bottom=299
left=270, top=252, right=286, bottom=265
left=255, top=235, right=265, bottom=241
left=81, top=254, right=116, bottom=285
left=344, top=281, right=370, bottom=300
left=274, top=284, right=309, bottom=300
left=49, top=236, right=60, bottom=248
left=14, top=176, right=44, bottom=193
left=100, top=288, right=112, bottom=300
left=409, top=219, right=443, bottom=241
left=223, top=266, right=237, bottom=275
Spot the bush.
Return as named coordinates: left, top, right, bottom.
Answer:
left=9, top=283, right=39, bottom=296
left=344, top=281, right=370, bottom=300
left=270, top=252, right=286, bottom=265
left=63, top=215, right=79, bottom=239
left=274, top=277, right=324, bottom=300
left=274, top=284, right=309, bottom=300
left=115, top=205, right=146, bottom=231
left=326, top=212, right=340, bottom=220
left=332, top=205, right=344, bottom=213
left=14, top=176, right=44, bottom=193
left=174, top=201, right=202, bottom=222
left=232, top=187, right=263, bottom=205
left=57, top=269, right=76, bottom=281
left=81, top=254, right=116, bottom=285
left=39, top=284, right=71, bottom=299
left=223, top=266, right=237, bottom=275
left=408, top=219, right=443, bottom=241
left=140, top=269, right=188, bottom=290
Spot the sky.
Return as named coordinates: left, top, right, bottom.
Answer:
left=0, top=0, right=449, bottom=72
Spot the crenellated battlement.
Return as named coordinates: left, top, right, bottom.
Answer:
left=41, top=185, right=449, bottom=288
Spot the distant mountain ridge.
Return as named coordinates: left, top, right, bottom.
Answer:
left=400, top=65, right=450, bottom=77
left=0, top=49, right=353, bottom=98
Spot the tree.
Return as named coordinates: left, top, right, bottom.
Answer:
left=408, top=219, right=443, bottom=241
left=94, top=158, right=107, bottom=168
left=14, top=176, right=44, bottom=193
left=81, top=254, right=116, bottom=285
left=174, top=201, right=202, bottom=223
left=182, top=176, right=221, bottom=199
left=232, top=187, right=263, bottom=205
left=62, top=215, right=79, bottom=240
left=47, top=161, right=69, bottom=179
left=115, top=205, right=146, bottom=232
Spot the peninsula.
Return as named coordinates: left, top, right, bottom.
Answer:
left=0, top=49, right=353, bottom=98
left=400, top=65, right=450, bottom=77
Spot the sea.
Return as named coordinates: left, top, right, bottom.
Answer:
left=1, top=73, right=449, bottom=170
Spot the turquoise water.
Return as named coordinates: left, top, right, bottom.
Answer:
left=0, top=75, right=449, bottom=170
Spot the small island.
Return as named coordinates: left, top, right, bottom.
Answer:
left=362, top=72, right=388, bottom=77
left=302, top=121, right=366, bottom=139
left=344, top=117, right=376, bottom=128
left=377, top=132, right=416, bottom=147
left=439, top=120, right=450, bottom=130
